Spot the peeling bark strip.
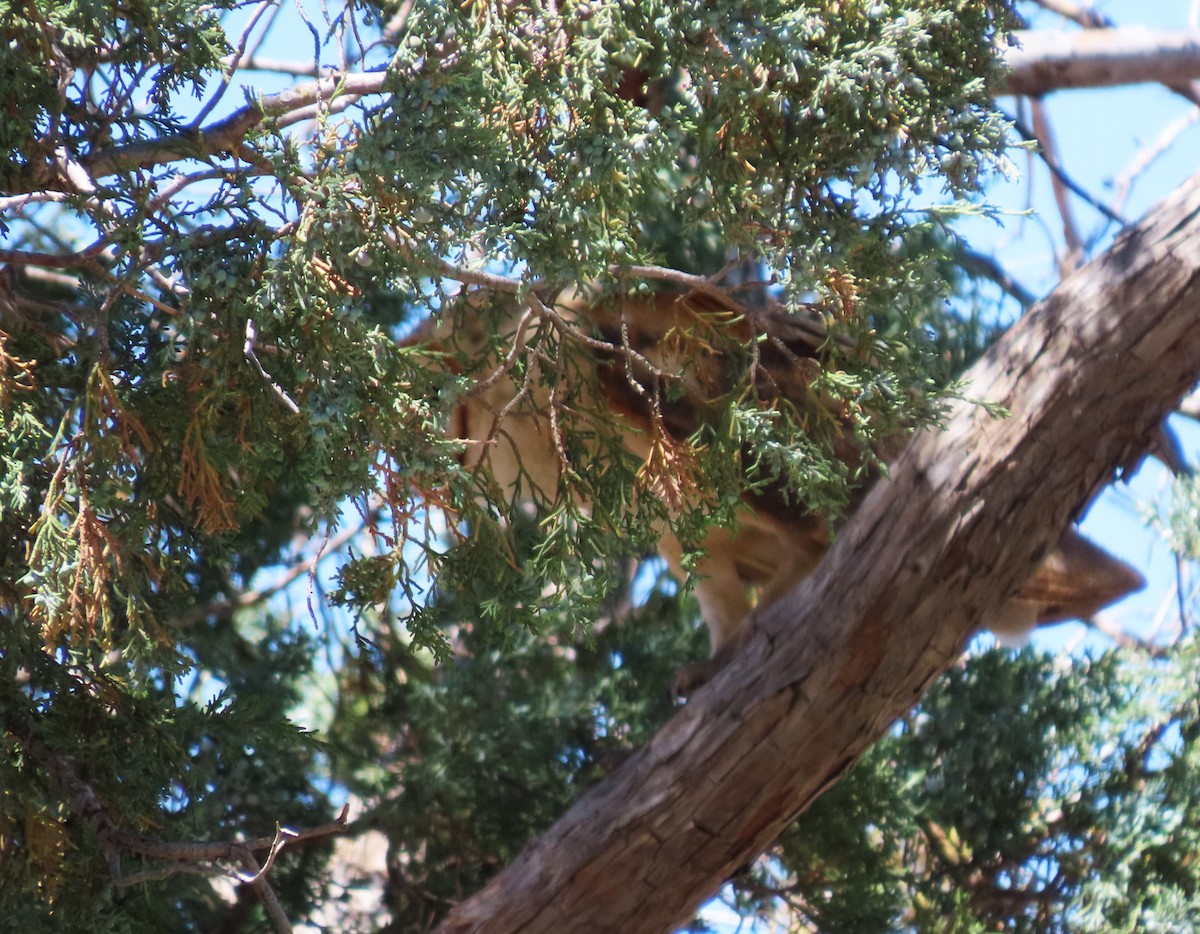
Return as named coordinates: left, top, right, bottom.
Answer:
left=438, top=174, right=1200, bottom=934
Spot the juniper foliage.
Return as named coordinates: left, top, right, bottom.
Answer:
left=4, top=1, right=1200, bottom=931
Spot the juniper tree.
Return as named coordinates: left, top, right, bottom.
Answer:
left=4, top=1, right=1200, bottom=931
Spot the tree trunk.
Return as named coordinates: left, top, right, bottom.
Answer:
left=436, top=174, right=1200, bottom=934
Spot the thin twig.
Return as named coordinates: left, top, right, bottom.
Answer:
left=1110, top=107, right=1200, bottom=217
left=244, top=318, right=301, bottom=414
left=1005, top=108, right=1126, bottom=230
left=275, top=91, right=365, bottom=129
left=193, top=0, right=278, bottom=128
left=238, top=824, right=301, bottom=885
left=1175, top=551, right=1191, bottom=633
left=460, top=305, right=538, bottom=400
left=530, top=291, right=674, bottom=383
left=546, top=335, right=572, bottom=475
left=238, top=849, right=294, bottom=934
left=170, top=514, right=369, bottom=628
left=1028, top=100, right=1086, bottom=272
left=112, top=861, right=231, bottom=887
left=145, top=169, right=231, bottom=215
left=1081, top=613, right=1168, bottom=657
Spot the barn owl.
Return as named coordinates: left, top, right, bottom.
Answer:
left=421, top=286, right=1144, bottom=658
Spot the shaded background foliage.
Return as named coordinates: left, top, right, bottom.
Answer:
left=2, top=0, right=1200, bottom=931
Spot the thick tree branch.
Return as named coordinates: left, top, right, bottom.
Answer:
left=437, top=174, right=1200, bottom=933
left=8, top=70, right=392, bottom=191
left=1015, top=10, right=1200, bottom=121
left=10, top=722, right=348, bottom=934
left=1005, top=29, right=1200, bottom=96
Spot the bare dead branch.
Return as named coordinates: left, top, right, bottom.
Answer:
left=0, top=189, right=76, bottom=213
left=1111, top=107, right=1200, bottom=215
left=237, top=848, right=295, bottom=934
left=1005, top=29, right=1200, bottom=97
left=193, top=0, right=279, bottom=128
left=1014, top=13, right=1200, bottom=218
left=1028, top=100, right=1085, bottom=272
left=1029, top=0, right=1113, bottom=30
left=9, top=70, right=392, bottom=191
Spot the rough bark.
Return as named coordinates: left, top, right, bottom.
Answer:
left=436, top=174, right=1200, bottom=934
left=1005, top=29, right=1200, bottom=96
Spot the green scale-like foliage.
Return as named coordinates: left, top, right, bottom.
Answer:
left=27, top=0, right=1200, bottom=930
left=0, top=0, right=236, bottom=189
left=320, top=594, right=1200, bottom=933
left=721, top=645, right=1200, bottom=933
left=2, top=0, right=1020, bottom=660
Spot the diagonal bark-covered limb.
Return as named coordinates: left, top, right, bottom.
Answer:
left=436, top=173, right=1200, bottom=934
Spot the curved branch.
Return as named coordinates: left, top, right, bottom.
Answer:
left=4, top=70, right=392, bottom=194
left=956, top=247, right=1037, bottom=307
